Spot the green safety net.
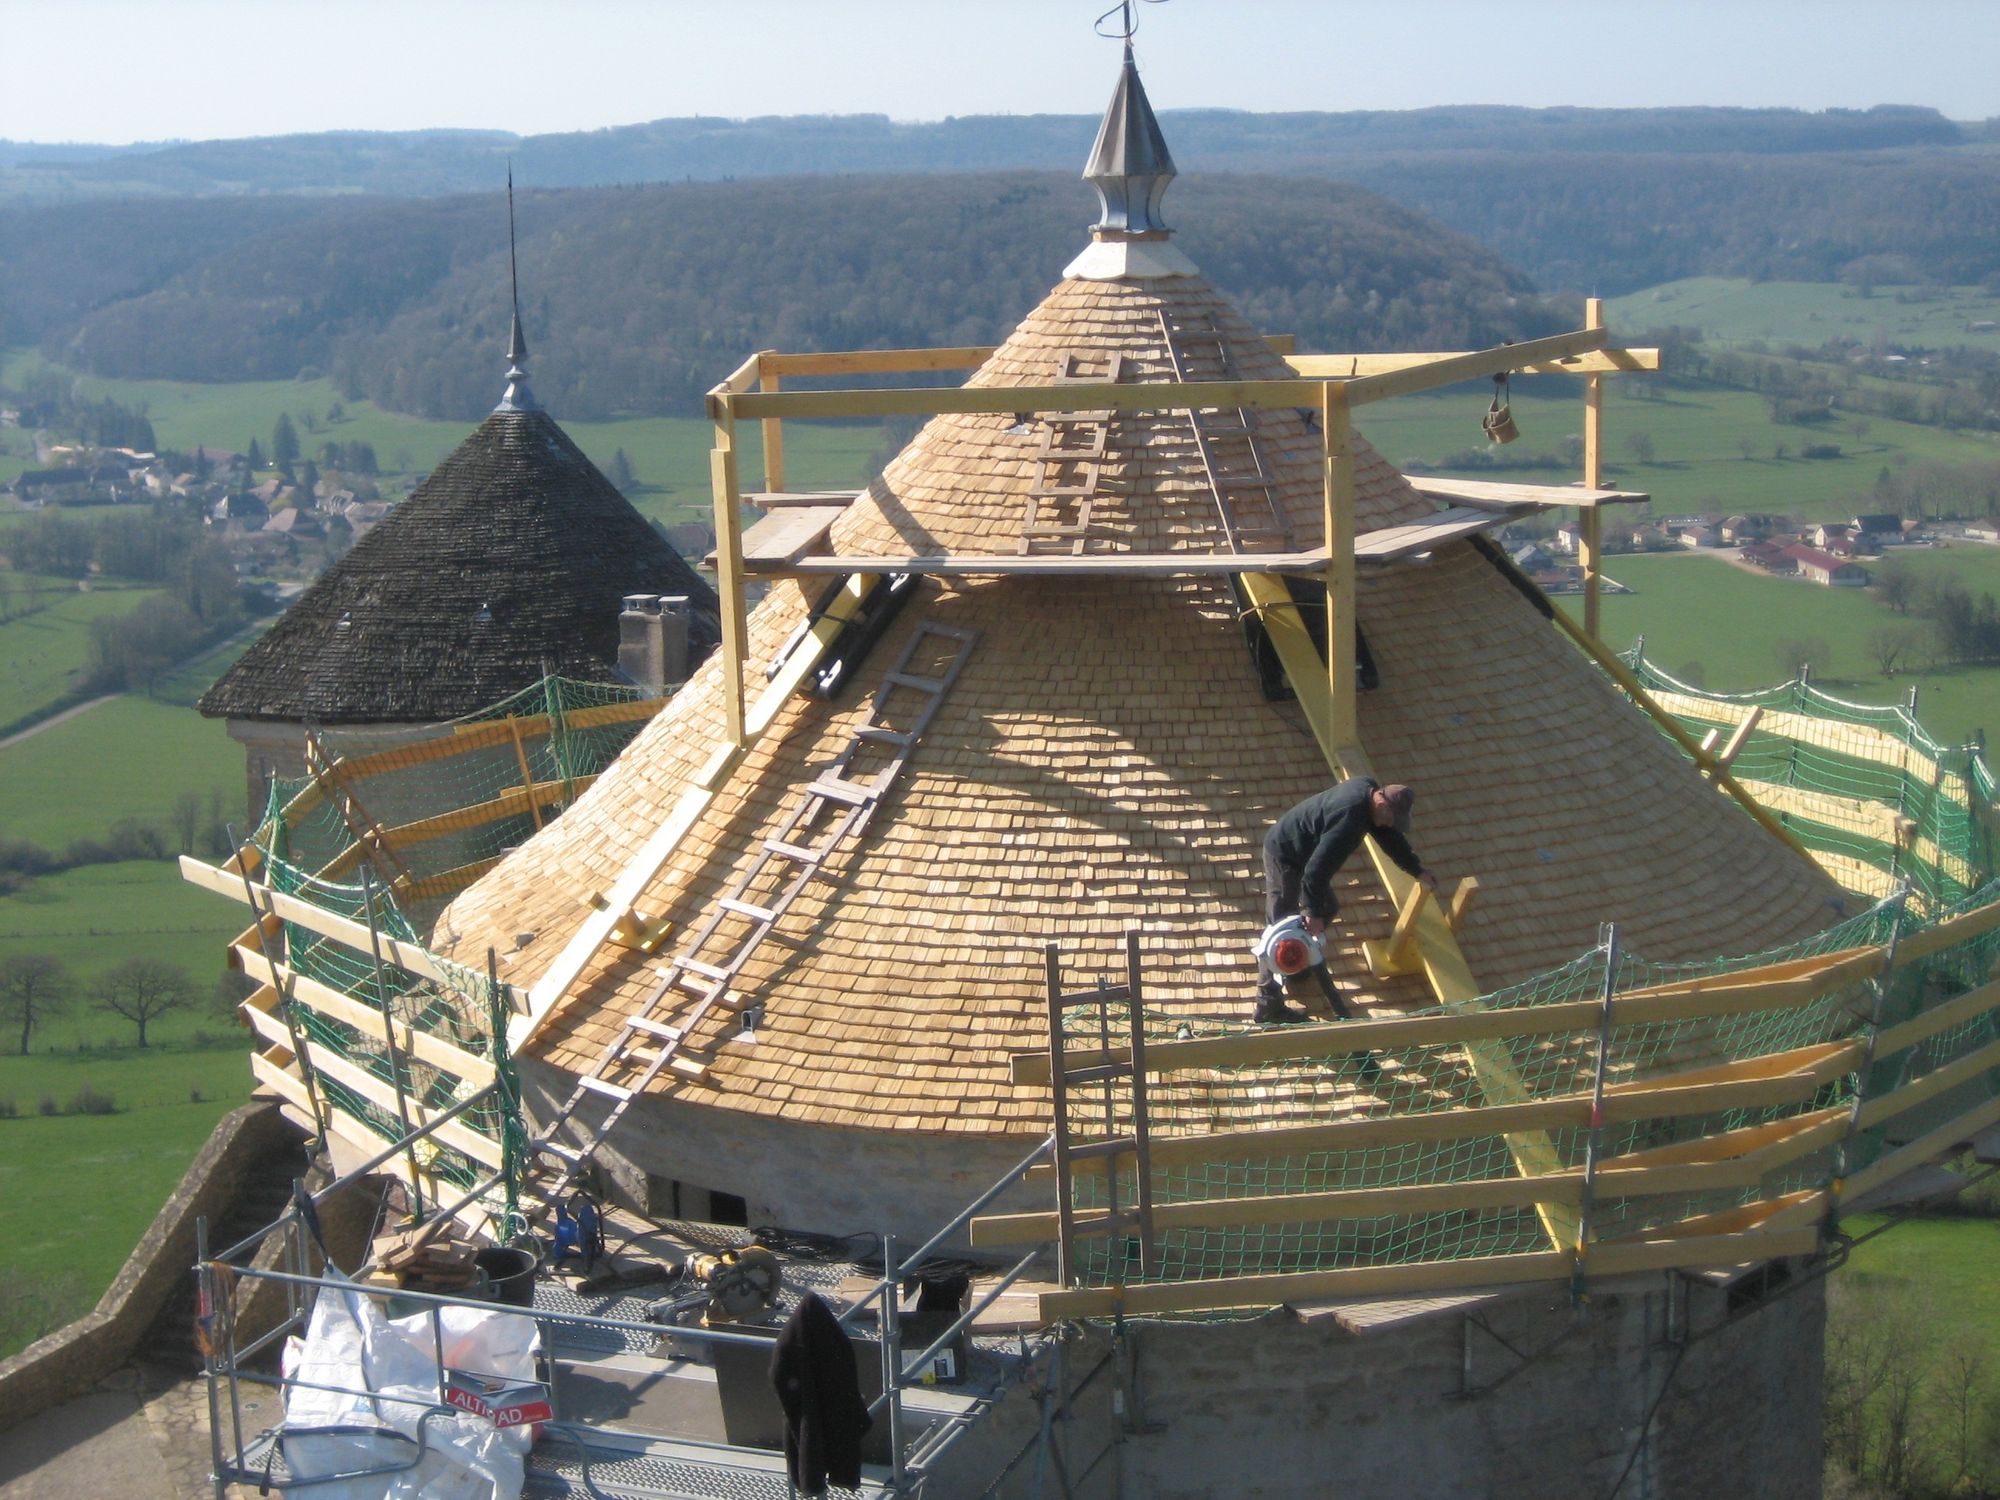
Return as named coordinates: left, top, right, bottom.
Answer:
left=240, top=674, right=654, bottom=1224
left=1062, top=886, right=2000, bottom=1292
left=1619, top=644, right=1997, bottom=917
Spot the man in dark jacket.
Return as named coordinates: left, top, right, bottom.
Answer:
left=1256, top=777, right=1436, bottom=1023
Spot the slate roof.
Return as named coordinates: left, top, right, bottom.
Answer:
left=198, top=407, right=719, bottom=723
left=432, top=270, right=1846, bottom=1135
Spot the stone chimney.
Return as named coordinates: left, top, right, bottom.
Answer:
left=618, top=593, right=693, bottom=691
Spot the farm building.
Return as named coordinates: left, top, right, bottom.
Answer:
left=1785, top=543, right=1872, bottom=586
left=162, top=32, right=2000, bottom=1500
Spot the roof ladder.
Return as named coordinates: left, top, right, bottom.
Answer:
left=1019, top=353, right=1123, bottom=555
left=1044, top=931, right=1158, bottom=1286
left=1158, top=312, right=1294, bottom=553
left=529, top=618, right=980, bottom=1198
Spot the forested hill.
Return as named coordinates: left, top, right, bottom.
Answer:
left=0, top=105, right=1961, bottom=200
left=28, top=172, right=1570, bottom=423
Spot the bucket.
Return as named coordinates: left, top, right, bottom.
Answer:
left=473, top=1247, right=539, bottom=1308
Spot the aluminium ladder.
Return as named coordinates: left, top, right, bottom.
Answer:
left=1044, top=931, right=1159, bottom=1285
left=531, top=618, right=979, bottom=1197
left=1158, top=311, right=1294, bottom=553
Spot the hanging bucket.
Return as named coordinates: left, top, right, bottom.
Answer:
left=1483, top=377, right=1519, bottom=444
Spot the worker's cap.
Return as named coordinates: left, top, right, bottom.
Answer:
left=1379, top=783, right=1415, bottom=833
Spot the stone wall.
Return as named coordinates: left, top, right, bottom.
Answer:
left=0, top=1101, right=295, bottom=1433
left=1106, top=1275, right=1824, bottom=1500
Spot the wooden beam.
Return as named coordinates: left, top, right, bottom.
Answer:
left=232, top=942, right=496, bottom=1085
left=974, top=1152, right=1777, bottom=1249
left=506, top=718, right=542, bottom=832
left=711, top=407, right=748, bottom=747
left=722, top=504, right=850, bottom=568
left=272, top=1034, right=504, bottom=1171
left=1875, top=976, right=2000, bottom=1056
left=1323, top=381, right=1356, bottom=748
left=1714, top=704, right=1764, bottom=771
left=1287, top=348, right=1660, bottom=379
left=180, top=856, right=463, bottom=991
left=760, top=346, right=997, bottom=377
left=1344, top=328, right=1611, bottom=407
left=511, top=572, right=879, bottom=1046
left=1582, top=297, right=1606, bottom=639
left=1895, top=897, right=2000, bottom=962
left=1856, top=1034, right=2000, bottom=1131
left=746, top=549, right=1334, bottom=578
left=1362, top=880, right=1432, bottom=978
left=1033, top=1226, right=1815, bottom=1319
left=759, top=368, right=786, bottom=495
left=1843, top=1091, right=2000, bottom=1203
left=727, top=375, right=1312, bottom=423
left=1547, top=601, right=1815, bottom=861
left=1011, top=945, right=1885, bottom=1086
left=1030, top=1058, right=1836, bottom=1183
left=1403, top=477, right=1649, bottom=511
left=1352, top=507, right=1515, bottom=563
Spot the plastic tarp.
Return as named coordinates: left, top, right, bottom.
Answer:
left=279, top=1273, right=540, bottom=1499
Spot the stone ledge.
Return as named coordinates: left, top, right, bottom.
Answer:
left=0, top=1098, right=295, bottom=1434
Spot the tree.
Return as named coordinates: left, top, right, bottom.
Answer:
left=1867, top=626, right=1919, bottom=677
left=610, top=448, right=638, bottom=493
left=1773, top=636, right=1830, bottom=680
left=0, top=955, right=71, bottom=1055
left=246, top=437, right=265, bottom=471
left=96, top=958, right=195, bottom=1048
left=1627, top=432, right=1657, bottom=465
left=170, top=790, right=203, bottom=855
left=1876, top=560, right=1915, bottom=615
left=271, top=412, right=299, bottom=472
left=300, top=458, right=321, bottom=500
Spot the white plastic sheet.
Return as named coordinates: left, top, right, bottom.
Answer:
left=278, top=1273, right=541, bottom=1500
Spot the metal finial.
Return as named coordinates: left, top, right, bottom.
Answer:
left=497, top=164, right=538, bottom=413
left=1082, top=27, right=1176, bottom=237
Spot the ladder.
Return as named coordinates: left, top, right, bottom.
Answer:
left=1020, top=353, right=1123, bottom=555
left=531, top=619, right=980, bottom=1195
left=1045, top=931, right=1158, bottom=1286
left=1157, top=311, right=1294, bottom=553
left=302, top=730, right=410, bottom=893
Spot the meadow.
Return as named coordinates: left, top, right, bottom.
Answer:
left=1609, top=277, right=2000, bottom=354
left=0, top=574, right=162, bottom=730
left=1553, top=547, right=2000, bottom=748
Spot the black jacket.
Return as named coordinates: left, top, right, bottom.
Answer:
left=1266, top=777, right=1424, bottom=921
left=770, top=1292, right=873, bottom=1493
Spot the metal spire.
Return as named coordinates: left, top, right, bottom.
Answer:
left=497, top=165, right=538, bottom=413
left=1083, top=38, right=1177, bottom=237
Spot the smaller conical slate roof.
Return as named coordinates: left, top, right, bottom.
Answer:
left=198, top=408, right=720, bottom=723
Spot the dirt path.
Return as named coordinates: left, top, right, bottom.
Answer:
left=0, top=691, right=120, bottom=752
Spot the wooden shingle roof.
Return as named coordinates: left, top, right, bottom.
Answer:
left=433, top=272, right=1845, bottom=1134
left=198, top=408, right=719, bottom=723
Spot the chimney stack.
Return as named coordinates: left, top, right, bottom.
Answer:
left=617, top=593, right=693, bottom=692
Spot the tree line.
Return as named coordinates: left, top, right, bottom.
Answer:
left=36, top=172, right=1570, bottom=421
left=0, top=952, right=203, bottom=1054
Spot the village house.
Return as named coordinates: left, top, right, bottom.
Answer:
left=1784, top=543, right=1871, bottom=585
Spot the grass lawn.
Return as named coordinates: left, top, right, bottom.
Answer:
left=0, top=695, right=243, bottom=849
left=0, top=574, right=162, bottom=728
left=0, top=860, right=244, bottom=1004
left=1839, top=1212, right=2000, bottom=1337
left=1610, top=278, right=2000, bottom=356
left=1356, top=381, right=2000, bottom=523
left=0, top=1094, right=239, bottom=1358
left=1556, top=549, right=2000, bottom=747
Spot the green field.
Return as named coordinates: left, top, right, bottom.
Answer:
left=0, top=575, right=162, bottom=729
left=1554, top=549, right=2000, bottom=747
left=1611, top=278, right=2000, bottom=355
left=1841, top=1212, right=2000, bottom=1327
left=1356, top=379, right=2000, bottom=522
left=0, top=860, right=244, bottom=1001
left=0, top=1095, right=239, bottom=1355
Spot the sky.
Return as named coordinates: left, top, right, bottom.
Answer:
left=5, top=0, right=2000, bottom=145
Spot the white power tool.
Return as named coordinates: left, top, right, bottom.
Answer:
left=1252, top=914, right=1324, bottom=977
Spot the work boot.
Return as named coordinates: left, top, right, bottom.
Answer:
left=1253, top=983, right=1310, bottom=1025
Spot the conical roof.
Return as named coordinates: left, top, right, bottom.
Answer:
left=433, top=268, right=1844, bottom=1135
left=198, top=407, right=720, bottom=723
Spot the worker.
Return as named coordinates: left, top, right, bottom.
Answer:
left=1256, top=778, right=1437, bottom=1023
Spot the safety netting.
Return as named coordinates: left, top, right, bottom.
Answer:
left=1619, top=643, right=1996, bottom=916
left=251, top=673, right=663, bottom=935
left=234, top=674, right=655, bottom=1225
left=1060, top=883, right=2000, bottom=1292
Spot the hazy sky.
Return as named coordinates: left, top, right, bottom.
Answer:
left=6, top=0, right=2000, bottom=145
